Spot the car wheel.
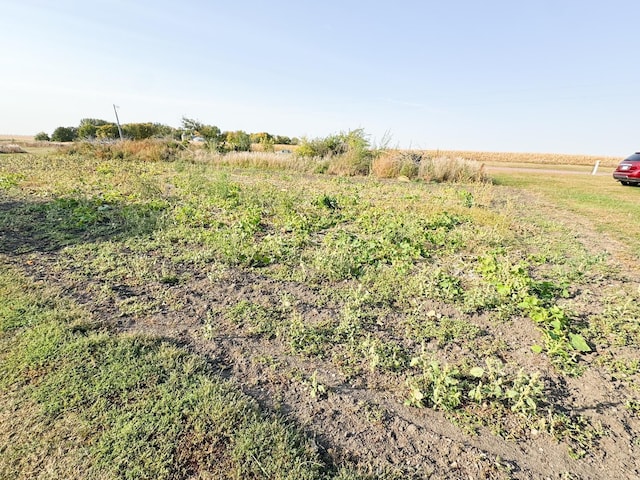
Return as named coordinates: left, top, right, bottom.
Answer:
left=621, top=181, right=630, bottom=186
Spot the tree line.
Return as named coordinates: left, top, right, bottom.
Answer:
left=34, top=117, right=298, bottom=152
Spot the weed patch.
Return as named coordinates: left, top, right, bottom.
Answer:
left=1, top=149, right=636, bottom=478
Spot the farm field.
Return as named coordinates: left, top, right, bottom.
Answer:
left=1, top=143, right=639, bottom=479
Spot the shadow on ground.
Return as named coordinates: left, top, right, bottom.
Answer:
left=0, top=194, right=165, bottom=255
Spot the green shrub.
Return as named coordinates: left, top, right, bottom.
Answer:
left=51, top=126, right=78, bottom=142
left=225, top=130, right=252, bottom=152
left=96, top=124, right=120, bottom=140
left=34, top=131, right=50, bottom=142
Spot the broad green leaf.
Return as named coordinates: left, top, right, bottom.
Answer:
left=469, top=367, right=484, bottom=378
left=531, top=344, right=543, bottom=354
left=569, top=333, right=591, bottom=352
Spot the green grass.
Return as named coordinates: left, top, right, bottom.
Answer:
left=493, top=171, right=640, bottom=257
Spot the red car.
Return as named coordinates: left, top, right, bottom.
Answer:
left=613, top=152, right=640, bottom=186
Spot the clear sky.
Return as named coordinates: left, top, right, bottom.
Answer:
left=2, top=0, right=639, bottom=156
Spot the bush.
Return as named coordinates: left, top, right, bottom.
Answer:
left=77, top=119, right=110, bottom=140
left=96, top=124, right=120, bottom=140
left=34, top=132, right=50, bottom=142
left=77, top=124, right=98, bottom=139
left=122, top=123, right=162, bottom=140
left=296, top=129, right=374, bottom=175
left=225, top=130, right=251, bottom=152
left=297, top=134, right=345, bottom=158
left=51, top=126, right=78, bottom=142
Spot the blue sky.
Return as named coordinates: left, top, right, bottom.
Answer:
left=2, top=0, right=639, bottom=156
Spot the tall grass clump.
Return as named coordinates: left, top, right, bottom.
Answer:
left=62, top=139, right=182, bottom=162
left=371, top=150, right=422, bottom=179
left=421, top=156, right=489, bottom=183
left=372, top=151, right=489, bottom=183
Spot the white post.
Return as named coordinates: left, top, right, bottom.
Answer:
left=591, top=160, right=600, bottom=175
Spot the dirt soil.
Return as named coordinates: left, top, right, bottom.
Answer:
left=1, top=189, right=639, bottom=480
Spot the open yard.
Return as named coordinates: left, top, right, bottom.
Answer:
left=1, top=143, right=638, bottom=479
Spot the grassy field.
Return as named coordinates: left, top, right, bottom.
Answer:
left=1, top=142, right=639, bottom=479
left=492, top=169, right=640, bottom=259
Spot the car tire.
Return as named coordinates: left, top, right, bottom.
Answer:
left=621, top=181, right=630, bottom=186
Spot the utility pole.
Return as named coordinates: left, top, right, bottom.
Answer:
left=113, top=104, right=124, bottom=141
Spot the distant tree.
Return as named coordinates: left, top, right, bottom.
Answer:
left=152, top=123, right=177, bottom=138
left=34, top=131, right=50, bottom=141
left=122, top=123, right=159, bottom=140
left=273, top=135, right=292, bottom=145
left=78, top=123, right=98, bottom=139
left=95, top=123, right=120, bottom=140
left=296, top=129, right=370, bottom=158
left=79, top=118, right=110, bottom=127
left=250, top=132, right=272, bottom=144
left=78, top=118, right=110, bottom=139
left=51, top=126, right=78, bottom=142
left=181, top=117, right=204, bottom=134
left=199, top=125, right=222, bottom=141
left=259, top=135, right=275, bottom=152
left=225, top=130, right=251, bottom=152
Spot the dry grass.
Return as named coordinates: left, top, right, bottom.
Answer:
left=0, top=135, right=34, bottom=143
left=60, top=139, right=182, bottom=162
left=0, top=144, right=27, bottom=154
left=0, top=135, right=65, bottom=154
left=372, top=150, right=489, bottom=183
left=423, top=150, right=621, bottom=168
left=325, top=151, right=371, bottom=176
left=251, top=143, right=299, bottom=153
left=421, top=156, right=489, bottom=183
left=193, top=150, right=321, bottom=172
left=371, top=151, right=419, bottom=178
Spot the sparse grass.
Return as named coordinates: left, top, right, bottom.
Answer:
left=0, top=266, right=331, bottom=480
left=492, top=170, right=640, bottom=257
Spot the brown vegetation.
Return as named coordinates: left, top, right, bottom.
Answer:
left=424, top=149, right=620, bottom=168
left=0, top=144, right=27, bottom=154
